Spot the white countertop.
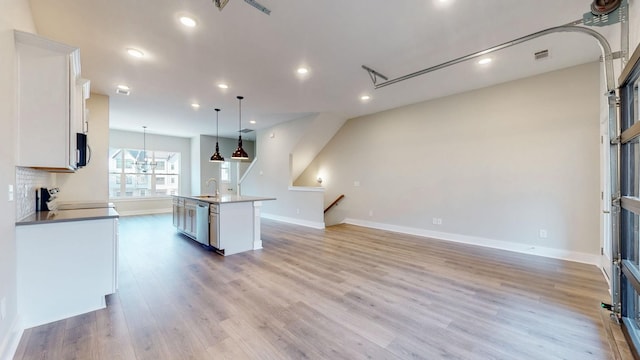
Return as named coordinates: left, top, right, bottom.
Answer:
left=173, top=194, right=276, bottom=204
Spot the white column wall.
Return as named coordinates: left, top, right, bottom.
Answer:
left=0, top=1, right=36, bottom=358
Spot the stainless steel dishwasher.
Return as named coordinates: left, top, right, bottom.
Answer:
left=195, top=201, right=210, bottom=246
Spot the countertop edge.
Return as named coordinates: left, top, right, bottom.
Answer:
left=173, top=194, right=276, bottom=204
left=16, top=208, right=120, bottom=226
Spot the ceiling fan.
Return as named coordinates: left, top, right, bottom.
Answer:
left=213, top=0, right=271, bottom=15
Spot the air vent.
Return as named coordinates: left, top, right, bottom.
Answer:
left=115, top=88, right=130, bottom=95
left=239, top=128, right=254, bottom=133
left=534, top=49, right=549, bottom=60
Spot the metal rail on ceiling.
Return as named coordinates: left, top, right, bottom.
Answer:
left=362, top=24, right=616, bottom=92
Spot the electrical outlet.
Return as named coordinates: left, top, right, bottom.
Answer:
left=296, top=208, right=300, bottom=215
left=353, top=181, right=360, bottom=187
left=539, top=229, right=548, bottom=239
left=369, top=210, right=373, bottom=217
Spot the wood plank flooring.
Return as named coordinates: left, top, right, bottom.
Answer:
left=13, top=214, right=631, bottom=359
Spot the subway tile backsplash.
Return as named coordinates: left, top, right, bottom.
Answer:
left=16, top=167, right=53, bottom=220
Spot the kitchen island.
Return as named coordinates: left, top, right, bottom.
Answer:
left=172, top=194, right=275, bottom=256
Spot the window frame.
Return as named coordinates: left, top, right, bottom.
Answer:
left=109, top=148, right=181, bottom=199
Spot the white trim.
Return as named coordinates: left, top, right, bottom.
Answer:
left=599, top=254, right=612, bottom=290
left=262, top=213, right=325, bottom=229
left=342, top=218, right=600, bottom=265
left=117, top=208, right=172, bottom=216
left=0, top=315, right=23, bottom=360
left=287, top=186, right=325, bottom=192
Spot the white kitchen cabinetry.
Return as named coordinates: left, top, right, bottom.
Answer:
left=173, top=197, right=183, bottom=228
left=16, top=217, right=118, bottom=328
left=172, top=195, right=274, bottom=256
left=184, top=199, right=197, bottom=236
left=14, top=30, right=89, bottom=172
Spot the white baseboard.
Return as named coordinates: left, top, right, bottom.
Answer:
left=261, top=213, right=325, bottom=229
left=117, top=208, right=172, bottom=217
left=342, top=218, right=600, bottom=265
left=0, top=316, right=23, bottom=360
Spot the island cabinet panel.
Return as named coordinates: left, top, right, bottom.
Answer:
left=16, top=218, right=118, bottom=328
left=218, top=201, right=254, bottom=256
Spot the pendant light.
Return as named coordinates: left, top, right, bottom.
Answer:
left=135, top=126, right=157, bottom=173
left=210, top=108, right=225, bottom=162
left=231, top=95, right=249, bottom=160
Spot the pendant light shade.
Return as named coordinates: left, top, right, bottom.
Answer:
left=210, top=108, right=225, bottom=162
left=135, top=126, right=157, bottom=173
left=231, top=95, right=249, bottom=160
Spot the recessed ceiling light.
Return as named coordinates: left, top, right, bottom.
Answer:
left=115, top=85, right=130, bottom=95
left=360, top=95, right=371, bottom=101
left=297, top=67, right=309, bottom=75
left=217, top=83, right=229, bottom=89
left=126, top=48, right=144, bottom=58
left=250, top=120, right=256, bottom=124
left=179, top=16, right=197, bottom=27
left=478, top=58, right=492, bottom=65
left=191, top=103, right=200, bottom=109
left=435, top=0, right=452, bottom=6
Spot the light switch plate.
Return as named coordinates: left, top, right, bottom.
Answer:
left=8, top=185, right=13, bottom=202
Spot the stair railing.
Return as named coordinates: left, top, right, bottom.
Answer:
left=324, top=194, right=345, bottom=213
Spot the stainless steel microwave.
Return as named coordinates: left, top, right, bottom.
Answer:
left=76, top=133, right=89, bottom=168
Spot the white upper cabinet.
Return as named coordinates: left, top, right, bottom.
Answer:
left=15, top=30, right=90, bottom=172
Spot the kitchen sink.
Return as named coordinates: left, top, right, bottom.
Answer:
left=194, top=195, right=219, bottom=199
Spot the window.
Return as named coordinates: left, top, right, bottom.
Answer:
left=616, top=47, right=640, bottom=358
left=109, top=148, right=180, bottom=198
left=221, top=161, right=231, bottom=183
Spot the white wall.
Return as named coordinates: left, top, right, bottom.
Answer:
left=0, top=0, right=35, bottom=358
left=109, top=129, right=191, bottom=215
left=630, top=0, right=640, bottom=53
left=298, top=62, right=601, bottom=263
left=190, top=135, right=200, bottom=195
left=291, top=113, right=347, bottom=181
left=56, top=93, right=109, bottom=202
left=242, top=117, right=325, bottom=229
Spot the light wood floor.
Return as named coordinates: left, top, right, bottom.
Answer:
left=13, top=214, right=632, bottom=359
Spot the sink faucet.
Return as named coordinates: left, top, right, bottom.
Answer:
left=205, top=178, right=219, bottom=197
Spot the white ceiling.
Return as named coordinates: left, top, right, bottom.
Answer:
left=27, top=0, right=614, bottom=140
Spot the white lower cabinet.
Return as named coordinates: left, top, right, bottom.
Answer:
left=184, top=200, right=196, bottom=236
left=16, top=218, right=118, bottom=328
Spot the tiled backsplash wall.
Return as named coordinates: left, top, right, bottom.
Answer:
left=16, top=167, right=53, bottom=220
